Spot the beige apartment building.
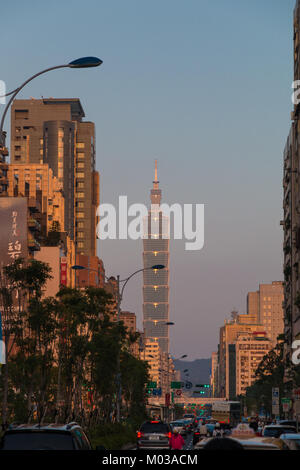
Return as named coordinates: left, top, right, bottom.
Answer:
left=10, top=98, right=99, bottom=258
left=247, top=282, right=284, bottom=347
left=218, top=311, right=267, bottom=399
left=143, top=338, right=161, bottom=385
left=7, top=163, right=65, bottom=237
left=235, top=332, right=271, bottom=396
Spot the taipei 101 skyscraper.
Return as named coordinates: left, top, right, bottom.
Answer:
left=143, top=161, right=170, bottom=353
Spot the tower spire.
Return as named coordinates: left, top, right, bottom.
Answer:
left=151, top=159, right=161, bottom=204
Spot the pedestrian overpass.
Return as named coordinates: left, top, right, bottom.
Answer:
left=148, top=396, right=224, bottom=406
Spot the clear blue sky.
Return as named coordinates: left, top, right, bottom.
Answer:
left=1, top=0, right=295, bottom=359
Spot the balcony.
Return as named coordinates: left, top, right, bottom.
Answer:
left=28, top=235, right=40, bottom=252
left=28, top=198, right=41, bottom=213
left=28, top=218, right=41, bottom=232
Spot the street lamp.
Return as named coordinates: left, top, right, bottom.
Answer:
left=0, top=56, right=103, bottom=147
left=71, top=264, right=100, bottom=288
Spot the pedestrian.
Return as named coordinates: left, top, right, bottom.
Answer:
left=169, top=429, right=185, bottom=450
left=199, top=421, right=208, bottom=438
left=212, top=422, right=223, bottom=437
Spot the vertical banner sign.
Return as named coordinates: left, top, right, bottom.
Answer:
left=165, top=393, right=170, bottom=407
left=0, top=198, right=27, bottom=365
left=0, top=310, right=5, bottom=364
left=0, top=197, right=27, bottom=267
left=60, top=257, right=67, bottom=286
left=272, top=387, right=280, bottom=417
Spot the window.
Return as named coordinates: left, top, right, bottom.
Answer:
left=76, top=192, right=84, bottom=198
left=77, top=212, right=84, bottom=218
left=77, top=182, right=84, bottom=189
left=76, top=173, right=84, bottom=178
left=77, top=162, right=84, bottom=169
left=15, top=109, right=28, bottom=120
left=76, top=143, right=85, bottom=148
left=77, top=152, right=85, bottom=158
left=78, top=242, right=84, bottom=248
left=77, top=232, right=84, bottom=238
left=77, top=202, right=84, bottom=208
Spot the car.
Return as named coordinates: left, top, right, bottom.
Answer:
left=195, top=436, right=280, bottom=450
left=279, top=420, right=299, bottom=430
left=137, top=420, right=171, bottom=449
left=0, top=422, right=92, bottom=450
left=262, top=425, right=297, bottom=438
left=169, top=420, right=187, bottom=436
left=205, top=419, right=217, bottom=436
left=181, top=418, right=194, bottom=433
left=278, top=433, right=300, bottom=450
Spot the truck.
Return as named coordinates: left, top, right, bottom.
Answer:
left=212, top=401, right=241, bottom=426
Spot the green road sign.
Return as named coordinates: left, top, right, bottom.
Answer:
left=147, top=381, right=157, bottom=389
left=171, top=381, right=182, bottom=389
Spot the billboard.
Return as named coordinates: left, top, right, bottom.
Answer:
left=0, top=197, right=28, bottom=268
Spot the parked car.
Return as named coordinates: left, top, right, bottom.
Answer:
left=263, top=425, right=296, bottom=438
left=0, top=422, right=92, bottom=450
left=137, top=421, right=171, bottom=450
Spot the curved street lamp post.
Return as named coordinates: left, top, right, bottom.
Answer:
left=0, top=56, right=103, bottom=148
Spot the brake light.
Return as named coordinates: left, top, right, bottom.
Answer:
left=165, top=432, right=172, bottom=438
left=151, top=421, right=159, bottom=423
left=137, top=432, right=144, bottom=438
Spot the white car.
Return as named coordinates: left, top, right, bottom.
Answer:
left=279, top=433, right=300, bottom=450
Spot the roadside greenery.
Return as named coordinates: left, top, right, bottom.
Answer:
left=0, top=258, right=149, bottom=432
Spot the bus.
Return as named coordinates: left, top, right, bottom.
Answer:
left=212, top=401, right=241, bottom=426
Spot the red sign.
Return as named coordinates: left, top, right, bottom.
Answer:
left=165, top=393, right=171, bottom=407
left=60, top=257, right=67, bottom=286
left=175, top=389, right=182, bottom=397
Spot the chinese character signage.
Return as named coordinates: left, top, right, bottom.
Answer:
left=0, top=198, right=27, bottom=268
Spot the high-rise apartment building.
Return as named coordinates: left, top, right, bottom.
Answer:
left=235, top=331, right=271, bottom=396
left=143, top=338, right=161, bottom=384
left=7, top=162, right=65, bottom=237
left=282, top=1, right=300, bottom=394
left=143, top=161, right=170, bottom=353
left=10, top=98, right=99, bottom=258
left=247, top=282, right=284, bottom=347
left=218, top=311, right=267, bottom=399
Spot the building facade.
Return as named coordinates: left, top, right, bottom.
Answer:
left=218, top=311, right=267, bottom=399
left=235, top=332, right=271, bottom=396
left=10, top=98, right=99, bottom=258
left=247, top=282, right=284, bottom=347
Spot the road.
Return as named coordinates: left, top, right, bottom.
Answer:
left=183, top=432, right=194, bottom=450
